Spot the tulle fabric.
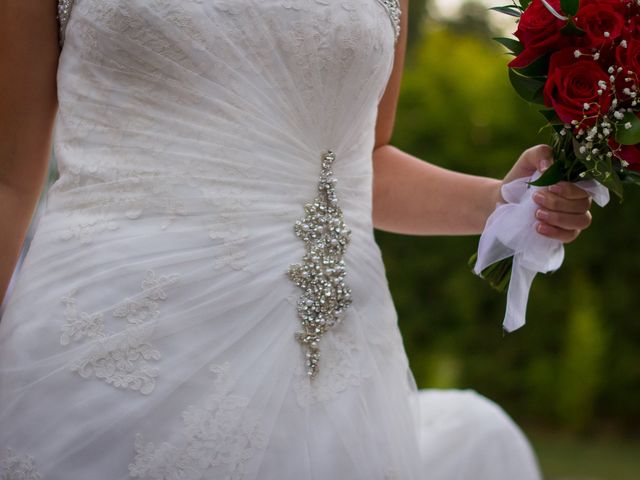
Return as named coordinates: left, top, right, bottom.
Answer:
left=0, top=1, right=541, bottom=479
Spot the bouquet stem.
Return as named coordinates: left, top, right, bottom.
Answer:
left=468, top=253, right=513, bottom=293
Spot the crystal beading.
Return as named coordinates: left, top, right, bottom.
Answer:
left=377, top=0, right=402, bottom=43
left=287, top=150, right=353, bottom=378
left=57, top=0, right=76, bottom=48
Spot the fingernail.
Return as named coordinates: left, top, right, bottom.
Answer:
left=536, top=209, right=549, bottom=220
left=536, top=223, right=548, bottom=235
left=540, top=159, right=551, bottom=172
left=548, top=184, right=561, bottom=194
left=533, top=192, right=545, bottom=205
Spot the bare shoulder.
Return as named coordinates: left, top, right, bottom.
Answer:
left=374, top=0, right=409, bottom=150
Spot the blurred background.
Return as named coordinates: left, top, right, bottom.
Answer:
left=1, top=1, right=638, bottom=479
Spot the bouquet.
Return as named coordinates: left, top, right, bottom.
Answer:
left=473, top=0, right=640, bottom=332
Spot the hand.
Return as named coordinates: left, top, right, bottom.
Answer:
left=503, top=144, right=593, bottom=243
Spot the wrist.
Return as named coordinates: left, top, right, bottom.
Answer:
left=491, top=178, right=505, bottom=207
left=475, top=178, right=505, bottom=234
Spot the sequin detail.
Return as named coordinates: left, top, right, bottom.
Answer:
left=57, top=0, right=76, bottom=48
left=376, top=0, right=402, bottom=43
left=287, top=150, right=353, bottom=378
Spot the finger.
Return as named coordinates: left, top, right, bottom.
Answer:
left=522, top=144, right=553, bottom=172
left=536, top=222, right=581, bottom=243
left=533, top=190, right=592, bottom=214
left=548, top=181, right=592, bottom=200
left=535, top=209, right=592, bottom=231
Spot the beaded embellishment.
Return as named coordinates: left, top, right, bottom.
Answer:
left=57, top=0, right=76, bottom=47
left=377, top=0, right=402, bottom=43
left=287, top=150, right=353, bottom=378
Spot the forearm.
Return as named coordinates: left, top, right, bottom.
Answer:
left=372, top=145, right=502, bottom=236
left=0, top=186, right=44, bottom=304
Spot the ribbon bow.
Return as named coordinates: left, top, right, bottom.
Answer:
left=473, top=172, right=610, bottom=332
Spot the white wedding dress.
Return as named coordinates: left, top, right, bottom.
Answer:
left=0, top=1, right=542, bottom=478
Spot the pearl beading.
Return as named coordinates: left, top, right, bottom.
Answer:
left=287, top=150, right=353, bottom=378
left=57, top=0, right=75, bottom=47
left=377, top=0, right=402, bottom=43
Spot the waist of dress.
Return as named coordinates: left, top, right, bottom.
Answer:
left=41, top=176, right=374, bottom=246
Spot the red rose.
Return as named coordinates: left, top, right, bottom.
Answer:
left=624, top=16, right=640, bottom=41
left=509, top=0, right=569, bottom=68
left=578, top=0, right=634, bottom=17
left=543, top=48, right=612, bottom=126
left=609, top=138, right=640, bottom=171
left=575, top=2, right=627, bottom=48
left=612, top=37, right=640, bottom=105
left=616, top=37, right=640, bottom=76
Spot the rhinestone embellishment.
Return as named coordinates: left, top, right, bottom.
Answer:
left=377, top=0, right=402, bottom=43
left=57, top=0, right=76, bottom=48
left=287, top=150, right=353, bottom=378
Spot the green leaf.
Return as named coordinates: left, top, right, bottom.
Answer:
left=529, top=160, right=567, bottom=186
left=493, top=37, right=524, bottom=55
left=621, top=170, right=640, bottom=187
left=615, top=112, right=640, bottom=145
left=490, top=5, right=522, bottom=17
left=572, top=136, right=587, bottom=161
left=581, top=154, right=624, bottom=200
left=540, top=108, right=562, bottom=125
left=519, top=0, right=532, bottom=9
left=561, top=0, right=579, bottom=16
left=595, top=168, right=624, bottom=200
left=513, top=54, right=550, bottom=78
left=509, top=69, right=546, bottom=105
left=560, top=19, right=586, bottom=36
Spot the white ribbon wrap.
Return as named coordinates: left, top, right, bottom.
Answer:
left=473, top=172, right=610, bottom=332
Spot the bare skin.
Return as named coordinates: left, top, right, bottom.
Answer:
left=0, top=2, right=59, bottom=304
left=0, top=1, right=593, bottom=304
left=372, top=0, right=592, bottom=240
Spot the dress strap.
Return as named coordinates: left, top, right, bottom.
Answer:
left=376, top=0, right=402, bottom=44
left=57, top=0, right=76, bottom=48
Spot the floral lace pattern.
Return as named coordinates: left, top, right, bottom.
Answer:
left=60, top=270, right=180, bottom=395
left=293, top=328, right=369, bottom=407
left=0, top=449, right=41, bottom=480
left=129, top=362, right=268, bottom=480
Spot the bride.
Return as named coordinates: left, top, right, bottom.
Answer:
left=0, top=1, right=593, bottom=479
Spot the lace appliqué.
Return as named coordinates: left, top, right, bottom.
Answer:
left=287, top=150, right=352, bottom=378
left=60, top=270, right=180, bottom=395
left=58, top=212, right=120, bottom=245
left=293, top=329, right=368, bottom=407
left=129, top=362, right=268, bottom=480
left=376, top=0, right=401, bottom=43
left=57, top=0, right=76, bottom=48
left=0, top=449, right=41, bottom=480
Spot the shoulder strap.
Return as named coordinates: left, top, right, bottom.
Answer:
left=376, top=0, right=401, bottom=44
left=57, top=0, right=76, bottom=48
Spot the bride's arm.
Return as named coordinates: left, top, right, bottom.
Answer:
left=372, top=0, right=592, bottom=240
left=0, top=2, right=59, bottom=304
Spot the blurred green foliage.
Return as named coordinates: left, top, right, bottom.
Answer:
left=377, top=16, right=640, bottom=436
